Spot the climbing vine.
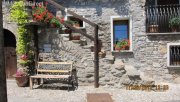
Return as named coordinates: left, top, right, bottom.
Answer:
left=10, top=0, right=29, bottom=54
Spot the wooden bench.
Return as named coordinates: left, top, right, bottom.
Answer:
left=29, top=61, right=75, bottom=91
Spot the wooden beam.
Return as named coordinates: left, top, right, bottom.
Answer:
left=94, top=25, right=99, bottom=88
left=0, top=0, right=8, bottom=102
left=45, top=0, right=97, bottom=27
left=34, top=26, right=39, bottom=69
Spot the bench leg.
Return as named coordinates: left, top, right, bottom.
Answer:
left=30, top=77, right=33, bottom=90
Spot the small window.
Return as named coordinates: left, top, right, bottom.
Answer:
left=67, top=16, right=85, bottom=28
left=113, top=19, right=130, bottom=51
left=167, top=43, right=180, bottom=67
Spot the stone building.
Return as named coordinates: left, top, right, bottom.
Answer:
left=3, top=0, right=180, bottom=87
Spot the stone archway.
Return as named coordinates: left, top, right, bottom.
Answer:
left=4, top=29, right=17, bottom=78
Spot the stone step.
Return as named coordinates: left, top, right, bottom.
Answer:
left=114, top=59, right=124, bottom=64
left=124, top=65, right=140, bottom=78
left=63, top=37, right=70, bottom=41
left=82, top=44, right=94, bottom=49
left=60, top=34, right=70, bottom=38
left=71, top=40, right=82, bottom=44
left=103, top=55, right=115, bottom=64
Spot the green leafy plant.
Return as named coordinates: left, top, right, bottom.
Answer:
left=10, top=1, right=33, bottom=77
left=115, top=39, right=130, bottom=50
left=169, top=17, right=180, bottom=28
left=10, top=1, right=29, bottom=25
left=50, top=17, right=62, bottom=28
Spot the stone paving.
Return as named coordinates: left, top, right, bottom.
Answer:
left=7, top=79, right=180, bottom=102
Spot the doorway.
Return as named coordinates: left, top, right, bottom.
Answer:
left=4, top=29, right=17, bottom=78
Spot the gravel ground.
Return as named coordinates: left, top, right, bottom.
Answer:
left=7, top=79, right=180, bottom=102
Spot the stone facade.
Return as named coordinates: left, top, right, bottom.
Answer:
left=3, top=0, right=180, bottom=87
left=2, top=4, right=18, bottom=36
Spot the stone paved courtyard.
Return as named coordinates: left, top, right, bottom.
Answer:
left=7, top=79, right=180, bottom=102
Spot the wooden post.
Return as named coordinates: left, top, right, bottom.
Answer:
left=34, top=26, right=39, bottom=69
left=94, top=25, right=99, bottom=88
left=0, top=0, right=8, bottom=102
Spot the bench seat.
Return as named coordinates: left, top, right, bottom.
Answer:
left=30, top=74, right=70, bottom=79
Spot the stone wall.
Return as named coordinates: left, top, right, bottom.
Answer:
left=3, top=0, right=179, bottom=86
left=53, top=0, right=178, bottom=83
left=2, top=4, right=18, bottom=36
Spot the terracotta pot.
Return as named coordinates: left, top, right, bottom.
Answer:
left=115, top=47, right=121, bottom=51
left=72, top=35, right=80, bottom=40
left=50, top=24, right=56, bottom=28
left=149, top=25, right=159, bottom=33
left=14, top=75, right=29, bottom=87
left=73, top=23, right=80, bottom=27
left=171, top=27, right=180, bottom=32
left=99, top=52, right=106, bottom=58
left=64, top=29, right=72, bottom=34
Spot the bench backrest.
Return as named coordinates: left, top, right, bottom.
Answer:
left=37, top=62, right=73, bottom=75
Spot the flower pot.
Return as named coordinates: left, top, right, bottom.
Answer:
left=99, top=51, right=106, bottom=58
left=149, top=25, right=159, bottom=33
left=72, top=35, right=80, bottom=40
left=171, top=27, right=180, bottom=32
left=14, top=75, right=29, bottom=87
left=115, top=47, right=121, bottom=51
left=73, top=23, right=80, bottom=28
left=64, top=29, right=72, bottom=34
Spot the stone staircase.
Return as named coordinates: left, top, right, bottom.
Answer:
left=51, top=30, right=155, bottom=88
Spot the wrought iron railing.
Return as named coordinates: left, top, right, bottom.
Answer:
left=146, top=4, right=180, bottom=33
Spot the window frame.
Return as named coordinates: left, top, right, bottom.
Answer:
left=110, top=16, right=132, bottom=52
left=65, top=14, right=86, bottom=29
left=167, top=43, right=180, bottom=68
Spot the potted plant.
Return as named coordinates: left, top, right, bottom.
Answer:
left=148, top=22, right=159, bottom=33
left=50, top=17, right=62, bottom=28
left=73, top=21, right=80, bottom=28
left=99, top=50, right=106, bottom=58
left=14, top=54, right=31, bottom=87
left=32, top=3, right=63, bottom=28
left=115, top=39, right=130, bottom=51
left=169, top=17, right=180, bottom=32
left=72, top=35, right=81, bottom=40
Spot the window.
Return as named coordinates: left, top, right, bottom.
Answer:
left=146, top=0, right=179, bottom=6
left=65, top=15, right=85, bottom=28
left=167, top=43, right=180, bottom=67
left=111, top=16, right=132, bottom=51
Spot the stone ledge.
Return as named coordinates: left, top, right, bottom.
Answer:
left=147, top=32, right=180, bottom=35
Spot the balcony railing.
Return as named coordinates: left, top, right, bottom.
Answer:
left=146, top=4, right=180, bottom=33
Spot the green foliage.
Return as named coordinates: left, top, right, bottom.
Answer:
left=19, top=59, right=31, bottom=66
left=50, top=17, right=62, bottom=28
left=10, top=1, right=29, bottom=25
left=169, top=17, right=180, bottom=28
left=16, top=26, right=28, bottom=54
left=10, top=1, right=29, bottom=54
left=115, top=39, right=130, bottom=48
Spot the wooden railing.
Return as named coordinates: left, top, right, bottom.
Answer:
left=146, top=4, right=180, bottom=33
left=44, top=0, right=100, bottom=88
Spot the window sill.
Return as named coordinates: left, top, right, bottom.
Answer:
left=112, top=50, right=133, bottom=53
left=167, top=66, right=180, bottom=69
left=147, top=32, right=180, bottom=35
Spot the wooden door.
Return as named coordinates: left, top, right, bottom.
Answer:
left=4, top=29, right=17, bottom=78
left=4, top=47, right=17, bottom=78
